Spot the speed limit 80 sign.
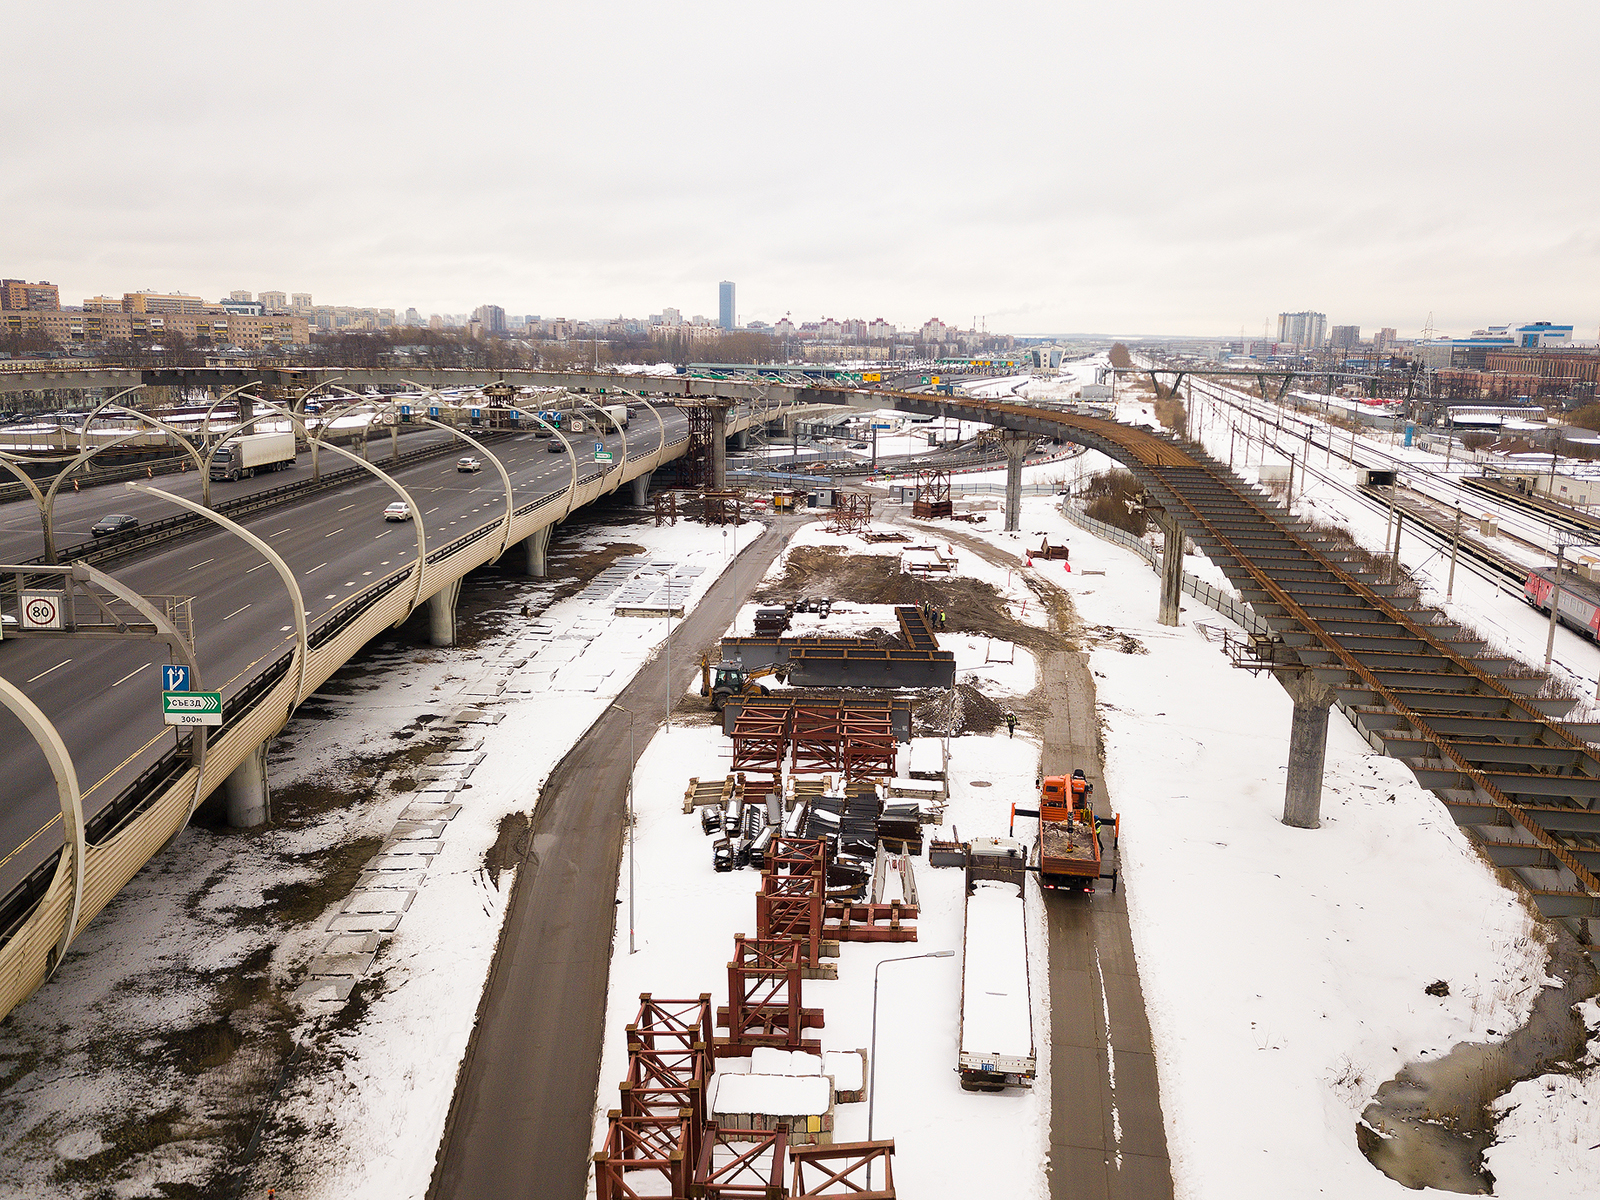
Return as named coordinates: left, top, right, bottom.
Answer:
left=20, top=591, right=65, bottom=630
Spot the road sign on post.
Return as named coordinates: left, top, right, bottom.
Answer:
left=163, top=691, right=222, bottom=726
left=20, top=591, right=65, bottom=630
left=595, top=450, right=614, bottom=464
left=162, top=664, right=191, bottom=692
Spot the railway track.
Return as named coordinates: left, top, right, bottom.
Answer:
left=879, top=384, right=1600, bottom=939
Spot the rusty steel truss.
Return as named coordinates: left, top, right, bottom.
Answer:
left=756, top=837, right=829, bottom=967
left=716, top=934, right=823, bottom=1056
left=594, top=1109, right=694, bottom=1200
left=790, top=1140, right=898, bottom=1198
left=694, top=1123, right=789, bottom=1200
left=827, top=492, right=872, bottom=534
left=911, top=469, right=952, bottom=520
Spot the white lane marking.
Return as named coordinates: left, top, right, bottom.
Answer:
left=324, top=593, right=337, bottom=599
left=27, top=659, right=71, bottom=684
left=307, top=562, right=326, bottom=573
left=324, top=527, right=345, bottom=538
left=380, top=560, right=390, bottom=566
left=271, top=528, right=291, bottom=536
left=186, top=558, right=215, bottom=571
left=374, top=531, right=389, bottom=539
left=337, top=504, right=355, bottom=512
left=344, top=581, right=356, bottom=587
left=246, top=562, right=269, bottom=574
left=362, top=571, right=372, bottom=576
left=223, top=603, right=252, bottom=621
left=1096, top=946, right=1124, bottom=1169
left=424, top=506, right=439, bottom=515
left=111, top=663, right=151, bottom=687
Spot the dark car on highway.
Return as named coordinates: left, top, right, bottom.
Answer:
left=90, top=513, right=139, bottom=537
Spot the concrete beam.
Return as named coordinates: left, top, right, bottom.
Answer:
left=521, top=525, right=553, bottom=578
left=224, top=742, right=271, bottom=828
left=631, top=471, right=652, bottom=507
left=428, top=577, right=464, bottom=648
left=1001, top=433, right=1031, bottom=532
left=1158, top=515, right=1183, bottom=627
left=1277, top=670, right=1336, bottom=829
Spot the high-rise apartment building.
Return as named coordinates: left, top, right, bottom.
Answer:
left=718, top=281, right=735, bottom=331
left=2, top=279, right=60, bottom=310
left=473, top=304, right=507, bottom=334
left=1374, top=327, right=1397, bottom=354
left=1276, top=311, right=1327, bottom=350
left=229, top=290, right=253, bottom=302
left=1329, top=325, right=1360, bottom=350
left=122, top=291, right=207, bottom=314
left=258, top=291, right=287, bottom=312
left=291, top=293, right=313, bottom=314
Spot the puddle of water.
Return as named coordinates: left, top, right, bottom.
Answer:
left=1359, top=930, right=1599, bottom=1193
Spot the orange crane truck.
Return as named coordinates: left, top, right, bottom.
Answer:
left=1011, top=769, right=1120, bottom=893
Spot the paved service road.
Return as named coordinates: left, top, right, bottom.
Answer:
left=428, top=516, right=803, bottom=1200
left=932, top=525, right=1174, bottom=1200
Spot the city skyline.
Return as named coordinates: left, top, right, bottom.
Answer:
left=5, top=5, right=1598, bottom=340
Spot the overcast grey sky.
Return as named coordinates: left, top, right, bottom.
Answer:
left=7, top=2, right=1597, bottom=339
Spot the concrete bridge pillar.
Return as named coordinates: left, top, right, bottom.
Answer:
left=428, top=577, right=463, bottom=647
left=631, top=471, right=653, bottom=507
left=1158, top=515, right=1183, bottom=627
left=521, top=525, right=553, bottom=578
left=1002, top=433, right=1031, bottom=531
left=1277, top=671, right=1336, bottom=829
left=224, top=742, right=270, bottom=828
left=709, top=406, right=729, bottom=490
left=734, top=428, right=749, bottom=450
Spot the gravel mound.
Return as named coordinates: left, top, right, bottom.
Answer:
left=914, top=683, right=1007, bottom=736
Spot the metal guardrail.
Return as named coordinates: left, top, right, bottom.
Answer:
left=1058, top=498, right=1268, bottom=634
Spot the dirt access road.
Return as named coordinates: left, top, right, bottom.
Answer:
left=428, top=514, right=805, bottom=1200
left=926, top=521, right=1175, bottom=1200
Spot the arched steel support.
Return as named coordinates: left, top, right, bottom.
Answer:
left=0, top=669, right=86, bottom=976
left=240, top=396, right=430, bottom=621
left=125, top=481, right=310, bottom=719
left=578, top=397, right=628, bottom=493
left=38, top=431, right=149, bottom=563
left=399, top=382, right=518, bottom=563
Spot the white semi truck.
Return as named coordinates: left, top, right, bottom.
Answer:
left=209, top=431, right=297, bottom=481
left=957, top=836, right=1036, bottom=1091
left=597, top=403, right=630, bottom=433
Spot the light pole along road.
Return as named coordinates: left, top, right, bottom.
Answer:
left=428, top=513, right=802, bottom=1200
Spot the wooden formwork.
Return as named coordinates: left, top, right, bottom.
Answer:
left=717, top=935, right=823, bottom=1057
left=694, top=1122, right=788, bottom=1200
left=683, top=774, right=743, bottom=815
left=593, top=1110, right=694, bottom=1200
left=790, top=1139, right=897, bottom=1198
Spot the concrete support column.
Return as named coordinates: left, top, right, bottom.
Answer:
left=631, top=470, right=653, bottom=507
left=521, top=525, right=553, bottom=578
left=1001, top=433, right=1031, bottom=531
left=1277, top=671, right=1336, bottom=829
left=734, top=428, right=749, bottom=450
left=428, top=577, right=464, bottom=648
left=224, top=741, right=270, bottom=828
left=709, top=406, right=729, bottom=490
left=1158, top=515, right=1183, bottom=627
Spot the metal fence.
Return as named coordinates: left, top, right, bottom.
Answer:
left=1057, top=499, right=1268, bottom=634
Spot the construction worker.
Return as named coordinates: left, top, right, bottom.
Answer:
left=1070, top=768, right=1092, bottom=813
left=937, top=608, right=947, bottom=630
left=1005, top=711, right=1017, bottom=738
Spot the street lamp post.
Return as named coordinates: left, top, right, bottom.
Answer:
left=609, top=702, right=637, bottom=954
left=867, top=949, right=954, bottom=1185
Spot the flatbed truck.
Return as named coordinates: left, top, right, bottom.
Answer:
left=957, top=836, right=1035, bottom=1091
left=1013, top=772, right=1120, bottom=892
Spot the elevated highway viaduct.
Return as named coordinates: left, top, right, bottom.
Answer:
left=0, top=383, right=784, bottom=1021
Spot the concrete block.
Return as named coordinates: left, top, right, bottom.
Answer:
left=306, top=951, right=376, bottom=978
left=321, top=932, right=381, bottom=955
left=343, top=889, right=415, bottom=915
left=291, top=978, right=356, bottom=1006
left=356, top=869, right=427, bottom=890
left=388, top=821, right=446, bottom=840
left=367, top=852, right=434, bottom=871
left=400, top=804, right=461, bottom=823
left=326, top=912, right=403, bottom=933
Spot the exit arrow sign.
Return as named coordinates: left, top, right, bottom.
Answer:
left=163, top=691, right=222, bottom=726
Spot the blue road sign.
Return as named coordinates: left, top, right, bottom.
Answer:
left=428, top=406, right=441, bottom=418
left=162, top=664, right=191, bottom=692
left=470, top=408, right=481, bottom=419
left=595, top=442, right=604, bottom=455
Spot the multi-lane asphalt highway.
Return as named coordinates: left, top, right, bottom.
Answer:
left=0, top=408, right=687, bottom=911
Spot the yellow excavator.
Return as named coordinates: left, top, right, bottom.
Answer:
left=699, top=654, right=791, bottom=711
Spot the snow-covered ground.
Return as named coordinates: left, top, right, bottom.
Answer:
left=589, top=518, right=1055, bottom=1199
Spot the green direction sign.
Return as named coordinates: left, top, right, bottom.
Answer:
left=594, top=450, right=615, bottom=463
left=163, top=690, right=222, bottom=727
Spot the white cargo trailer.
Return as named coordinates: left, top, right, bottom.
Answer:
left=209, top=431, right=297, bottom=481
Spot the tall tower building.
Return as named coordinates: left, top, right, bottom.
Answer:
left=718, top=281, right=736, bottom=331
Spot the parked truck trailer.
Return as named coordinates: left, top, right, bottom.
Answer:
left=957, top=836, right=1035, bottom=1091
left=209, top=431, right=297, bottom=481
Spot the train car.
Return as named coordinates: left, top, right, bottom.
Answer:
left=1524, top=567, right=1600, bottom=640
